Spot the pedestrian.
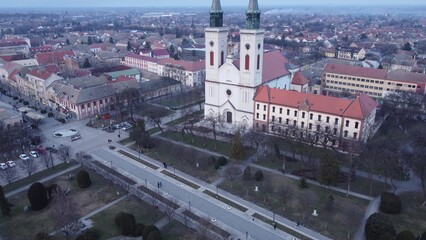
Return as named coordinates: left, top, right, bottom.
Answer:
left=160, top=182, right=162, bottom=188
left=297, top=222, right=300, bottom=227
left=273, top=223, right=277, bottom=230
left=157, top=182, right=160, bottom=188
left=252, top=218, right=254, bottom=221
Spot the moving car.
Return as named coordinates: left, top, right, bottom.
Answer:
left=30, top=151, right=39, bottom=158
left=6, top=161, right=16, bottom=167
left=19, top=154, right=30, bottom=161
left=0, top=163, right=8, bottom=170
left=71, top=134, right=81, bottom=141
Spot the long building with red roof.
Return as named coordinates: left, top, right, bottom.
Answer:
left=323, top=63, right=426, bottom=98
left=254, top=85, right=378, bottom=144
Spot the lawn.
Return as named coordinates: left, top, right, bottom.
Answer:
left=386, top=191, right=426, bottom=237
left=219, top=167, right=369, bottom=240
left=152, top=90, right=204, bottom=109
left=130, top=137, right=219, bottom=183
left=90, top=196, right=165, bottom=239
left=0, top=167, right=121, bottom=240
left=135, top=103, right=174, bottom=118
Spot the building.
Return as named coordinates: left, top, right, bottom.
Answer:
left=254, top=86, right=378, bottom=145
left=0, top=101, right=22, bottom=130
left=123, top=53, right=159, bottom=73
left=26, top=68, right=63, bottom=105
left=322, top=63, right=426, bottom=98
left=157, top=58, right=205, bottom=87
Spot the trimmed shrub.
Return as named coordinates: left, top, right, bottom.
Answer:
left=47, top=112, right=54, bottom=118
left=380, top=192, right=401, bottom=214
left=379, top=232, right=397, bottom=240
left=217, top=156, right=228, bottom=167
left=23, top=101, right=29, bottom=105
left=142, top=225, right=159, bottom=240
left=76, top=170, right=91, bottom=189
left=395, top=230, right=416, bottom=240
left=299, top=177, right=308, bottom=189
left=243, top=167, right=251, bottom=181
left=27, top=182, right=49, bottom=211
left=34, top=232, right=55, bottom=240
left=114, top=212, right=126, bottom=226
left=254, top=170, right=263, bottom=181
left=418, top=232, right=426, bottom=240
left=40, top=109, right=47, bottom=114
left=147, top=230, right=162, bottom=240
left=120, top=213, right=135, bottom=236
left=365, top=213, right=396, bottom=240
left=134, top=223, right=146, bottom=237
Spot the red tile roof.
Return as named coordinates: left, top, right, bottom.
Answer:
left=35, top=50, right=75, bottom=65
left=254, top=86, right=377, bottom=120
left=151, top=48, right=169, bottom=57
left=27, top=69, right=53, bottom=80
left=90, top=43, right=107, bottom=51
left=291, top=71, right=309, bottom=85
left=44, top=64, right=60, bottom=74
left=324, top=63, right=387, bottom=80
left=125, top=53, right=159, bottom=63
left=30, top=45, right=53, bottom=53
left=158, top=58, right=205, bottom=72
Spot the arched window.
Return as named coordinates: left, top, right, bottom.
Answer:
left=221, top=51, right=224, bottom=66
left=210, top=51, right=214, bottom=66
left=245, top=54, right=250, bottom=70
left=257, top=54, right=260, bottom=70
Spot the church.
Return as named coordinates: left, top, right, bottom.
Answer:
left=204, top=0, right=304, bottom=128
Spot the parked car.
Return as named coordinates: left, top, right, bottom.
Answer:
left=6, top=161, right=16, bottom=167
left=122, top=124, right=132, bottom=131
left=0, top=163, right=8, bottom=170
left=30, top=151, right=39, bottom=158
left=19, top=154, right=30, bottom=161
left=71, top=134, right=81, bottom=141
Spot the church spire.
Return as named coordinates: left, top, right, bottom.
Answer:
left=210, top=0, right=223, bottom=28
left=245, top=0, right=261, bottom=29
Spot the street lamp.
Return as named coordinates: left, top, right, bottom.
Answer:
left=272, top=209, right=276, bottom=224
left=216, top=186, right=219, bottom=198
left=110, top=160, right=112, bottom=168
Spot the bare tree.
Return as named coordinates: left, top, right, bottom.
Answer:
left=297, top=191, right=318, bottom=223
left=181, top=209, right=193, bottom=229
left=164, top=198, right=178, bottom=226
left=22, top=158, right=37, bottom=176
left=244, top=127, right=266, bottom=161
left=0, top=167, right=17, bottom=184
left=40, top=153, right=51, bottom=169
left=145, top=106, right=170, bottom=133
left=58, top=145, right=72, bottom=164
left=204, top=113, right=224, bottom=150
left=75, top=152, right=91, bottom=166
left=149, top=191, right=160, bottom=218
left=224, top=164, right=242, bottom=188
left=50, top=188, right=78, bottom=240
left=182, top=108, right=201, bottom=144
left=339, top=202, right=364, bottom=239
left=279, top=182, right=296, bottom=212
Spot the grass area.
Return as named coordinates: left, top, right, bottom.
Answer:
left=3, top=161, right=78, bottom=193
left=90, top=196, right=165, bottom=239
left=152, top=90, right=204, bottom=109
left=219, top=167, right=369, bottom=240
left=166, top=110, right=203, bottom=126
left=161, top=220, right=193, bottom=240
left=117, top=149, right=159, bottom=170
left=160, top=131, right=255, bottom=157
left=93, top=161, right=137, bottom=185
left=135, top=103, right=174, bottom=118
left=132, top=137, right=219, bottom=183
left=148, top=127, right=161, bottom=135
left=161, top=170, right=200, bottom=189
left=252, top=212, right=312, bottom=240
left=182, top=210, right=231, bottom=239
left=386, top=192, right=426, bottom=237
left=117, top=137, right=134, bottom=145
left=0, top=167, right=121, bottom=240
left=203, top=189, right=248, bottom=212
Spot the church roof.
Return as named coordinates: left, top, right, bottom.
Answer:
left=247, top=0, right=260, bottom=12
left=291, top=72, right=309, bottom=85
left=262, top=51, right=291, bottom=83
left=211, top=0, right=222, bottom=12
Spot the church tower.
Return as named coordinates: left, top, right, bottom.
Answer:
left=239, top=0, right=264, bottom=87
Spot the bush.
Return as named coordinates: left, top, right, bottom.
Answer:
left=299, top=177, right=309, bottom=189
left=379, top=232, right=397, bottom=240
left=34, top=232, right=56, bottom=240
left=380, top=192, right=401, bottom=214
left=147, top=230, right=162, bottom=240
left=243, top=167, right=251, bottom=181
left=76, top=170, right=92, bottom=189
left=254, top=170, right=263, bottom=181
left=23, top=101, right=29, bottom=105
left=27, top=182, right=49, bottom=211
left=120, top=213, right=135, bottom=236
left=115, top=212, right=127, bottom=226
left=217, top=156, right=228, bottom=167
left=47, top=112, right=54, bottom=118
left=365, top=213, right=396, bottom=240
left=40, top=109, right=47, bottom=114
left=395, top=230, right=416, bottom=240
left=13, top=96, right=18, bottom=100
left=134, top=223, right=145, bottom=237
left=142, top=225, right=159, bottom=240
left=418, top=232, right=426, bottom=240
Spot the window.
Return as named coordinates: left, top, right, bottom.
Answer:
left=272, top=106, right=275, bottom=113
left=81, top=105, right=85, bottom=109
left=293, top=120, right=297, bottom=126
left=93, top=101, right=97, bottom=106
left=317, top=125, right=321, bottom=132
left=100, top=100, right=103, bottom=104
left=353, top=132, right=358, bottom=139
left=287, top=109, right=290, bottom=115
left=271, top=125, right=275, bottom=132
left=355, top=122, right=359, bottom=129
left=263, top=114, right=266, bottom=120
left=325, top=126, right=329, bottom=133
left=221, top=51, right=224, bottom=65
left=256, top=113, right=259, bottom=119
left=318, top=115, right=322, bottom=121
left=271, top=116, right=275, bottom=122
left=346, top=120, right=349, bottom=127
left=257, top=104, right=259, bottom=110
left=333, top=128, right=337, bottom=135
left=310, top=114, right=313, bottom=120
left=286, top=119, right=289, bottom=125
left=294, top=111, right=298, bottom=117
left=344, top=130, right=348, bottom=137
left=256, top=123, right=259, bottom=128
left=263, top=105, right=266, bottom=111
left=87, top=103, right=91, bottom=107
left=245, top=55, right=250, bottom=70
left=326, top=116, right=330, bottom=123
left=279, top=117, right=282, bottom=123
left=210, top=51, right=214, bottom=66
left=302, top=112, right=305, bottom=118
left=301, top=122, right=305, bottom=128
left=257, top=54, right=260, bottom=70
left=279, top=108, right=283, bottom=114
left=309, top=123, right=313, bottom=130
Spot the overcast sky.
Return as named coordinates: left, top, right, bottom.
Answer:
left=2, top=0, right=426, bottom=8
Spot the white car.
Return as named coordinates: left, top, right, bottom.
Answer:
left=30, top=151, right=39, bottom=158
left=19, top=154, right=30, bottom=160
left=6, top=161, right=16, bottom=167
left=0, top=163, right=8, bottom=170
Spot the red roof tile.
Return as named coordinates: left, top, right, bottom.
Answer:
left=254, top=86, right=377, bottom=120
left=28, top=69, right=52, bottom=80
left=35, top=50, right=75, bottom=65
left=158, top=58, right=205, bottom=72
left=292, top=72, right=309, bottom=85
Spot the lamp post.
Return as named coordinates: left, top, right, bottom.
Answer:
left=189, top=201, right=191, bottom=212
left=110, top=160, right=112, bottom=168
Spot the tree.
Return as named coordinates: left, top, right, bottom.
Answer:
left=27, top=182, right=49, bottom=211
left=117, top=88, right=140, bottom=119
left=396, top=230, right=416, bottom=240
left=254, top=170, right=264, bottom=181
left=127, top=41, right=131, bottom=51
left=230, top=130, right=245, bottom=161
left=109, top=37, right=114, bottom=44
left=142, top=225, right=159, bottom=240
left=87, top=36, right=93, bottom=45
left=50, top=188, right=78, bottom=240
left=278, top=182, right=295, bottom=212
left=164, top=199, right=178, bottom=226
left=65, top=39, right=71, bottom=45
left=297, top=191, right=318, bottom=223
left=40, top=153, right=51, bottom=169
left=145, top=107, right=169, bottom=134
left=204, top=113, right=224, bottom=150
left=365, top=213, right=396, bottom=240
left=75, top=152, right=90, bottom=166
left=22, top=158, right=37, bottom=176
left=34, top=232, right=56, bottom=240
left=77, top=170, right=92, bottom=188
left=243, top=166, right=252, bottom=181
left=58, top=145, right=72, bottom=164
left=401, top=42, right=412, bottom=51
left=318, top=153, right=340, bottom=186
left=83, top=57, right=91, bottom=68
left=0, top=186, right=11, bottom=216
left=147, top=230, right=162, bottom=240
left=339, top=202, right=363, bottom=239
left=224, top=164, right=242, bottom=188
left=0, top=167, right=17, bottom=184
left=244, top=128, right=265, bottom=161
left=380, top=192, right=401, bottom=214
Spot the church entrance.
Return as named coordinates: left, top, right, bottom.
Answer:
left=226, top=112, right=232, bottom=123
